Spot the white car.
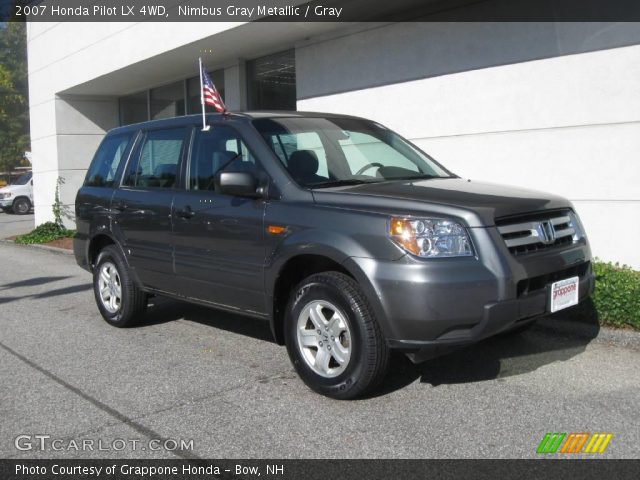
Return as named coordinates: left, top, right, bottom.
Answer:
left=0, top=171, right=33, bottom=215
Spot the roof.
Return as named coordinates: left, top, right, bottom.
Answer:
left=108, top=111, right=365, bottom=135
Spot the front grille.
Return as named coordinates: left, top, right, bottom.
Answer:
left=516, top=262, right=590, bottom=297
left=496, top=210, right=576, bottom=255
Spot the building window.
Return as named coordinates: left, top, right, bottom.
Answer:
left=150, top=81, right=185, bottom=120
left=247, top=49, right=296, bottom=110
left=187, top=70, right=225, bottom=114
left=119, top=91, right=148, bottom=125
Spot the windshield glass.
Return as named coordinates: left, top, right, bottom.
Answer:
left=253, top=117, right=453, bottom=188
left=12, top=172, right=32, bottom=185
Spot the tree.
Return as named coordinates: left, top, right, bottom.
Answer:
left=0, top=20, right=30, bottom=172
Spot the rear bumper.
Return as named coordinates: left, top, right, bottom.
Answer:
left=344, top=227, right=594, bottom=359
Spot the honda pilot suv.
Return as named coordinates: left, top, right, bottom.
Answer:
left=75, top=112, right=594, bottom=399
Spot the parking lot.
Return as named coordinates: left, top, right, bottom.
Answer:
left=0, top=210, right=33, bottom=238
left=0, top=241, right=639, bottom=459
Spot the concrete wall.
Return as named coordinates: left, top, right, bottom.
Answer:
left=27, top=21, right=640, bottom=268
left=297, top=23, right=640, bottom=268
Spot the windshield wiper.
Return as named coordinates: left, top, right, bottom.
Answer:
left=310, top=179, right=380, bottom=189
left=383, top=174, right=456, bottom=182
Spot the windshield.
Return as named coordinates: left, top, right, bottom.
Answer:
left=253, top=117, right=454, bottom=188
left=12, top=172, right=32, bottom=185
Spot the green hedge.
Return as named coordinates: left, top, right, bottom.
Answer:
left=14, top=222, right=75, bottom=245
left=590, top=260, right=640, bottom=329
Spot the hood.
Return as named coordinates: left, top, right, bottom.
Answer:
left=311, top=178, right=572, bottom=227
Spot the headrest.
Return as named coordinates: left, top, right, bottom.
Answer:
left=288, top=150, right=319, bottom=176
left=154, top=163, right=177, bottom=177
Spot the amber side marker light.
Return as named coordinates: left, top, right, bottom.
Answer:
left=267, top=225, right=286, bottom=235
left=389, top=218, right=420, bottom=255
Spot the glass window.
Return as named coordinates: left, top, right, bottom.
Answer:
left=189, top=126, right=257, bottom=191
left=247, top=50, right=296, bottom=110
left=119, top=92, right=148, bottom=126
left=150, top=81, right=185, bottom=120
left=12, top=171, right=32, bottom=185
left=187, top=70, right=225, bottom=114
left=253, top=117, right=453, bottom=188
left=123, top=128, right=187, bottom=188
left=84, top=133, right=132, bottom=187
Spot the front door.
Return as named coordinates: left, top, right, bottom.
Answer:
left=172, top=124, right=267, bottom=315
left=111, top=126, right=189, bottom=291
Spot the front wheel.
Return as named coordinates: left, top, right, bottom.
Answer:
left=12, top=197, right=31, bottom=215
left=93, top=245, right=147, bottom=327
left=285, top=272, right=389, bottom=399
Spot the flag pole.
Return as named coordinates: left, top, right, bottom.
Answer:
left=199, top=57, right=210, bottom=131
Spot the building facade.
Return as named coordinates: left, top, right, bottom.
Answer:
left=27, top=20, right=640, bottom=267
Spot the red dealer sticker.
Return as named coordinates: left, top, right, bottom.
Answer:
left=550, top=276, right=580, bottom=313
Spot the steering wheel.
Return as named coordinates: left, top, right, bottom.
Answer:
left=355, top=162, right=383, bottom=176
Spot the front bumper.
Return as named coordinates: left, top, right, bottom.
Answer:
left=344, top=227, right=594, bottom=359
left=0, top=199, right=13, bottom=208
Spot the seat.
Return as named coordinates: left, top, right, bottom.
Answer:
left=287, top=150, right=326, bottom=186
left=153, top=163, right=177, bottom=188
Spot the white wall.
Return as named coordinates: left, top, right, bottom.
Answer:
left=298, top=44, right=640, bottom=268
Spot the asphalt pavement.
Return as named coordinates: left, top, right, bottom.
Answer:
left=0, top=242, right=639, bottom=459
left=0, top=211, right=34, bottom=239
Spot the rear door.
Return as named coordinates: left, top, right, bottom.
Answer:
left=171, top=124, right=267, bottom=315
left=111, top=126, right=189, bottom=291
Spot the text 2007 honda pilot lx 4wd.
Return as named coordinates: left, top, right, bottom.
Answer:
left=75, top=112, right=594, bottom=399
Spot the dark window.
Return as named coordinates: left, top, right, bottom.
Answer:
left=247, top=50, right=296, bottom=110
left=187, top=70, right=225, bottom=114
left=84, top=133, right=133, bottom=187
left=119, top=92, right=148, bottom=126
left=123, top=128, right=188, bottom=189
left=150, top=81, right=185, bottom=120
left=189, top=126, right=257, bottom=191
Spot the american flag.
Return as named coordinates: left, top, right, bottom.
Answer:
left=202, top=69, right=226, bottom=113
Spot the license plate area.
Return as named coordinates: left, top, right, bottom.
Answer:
left=550, top=276, right=579, bottom=313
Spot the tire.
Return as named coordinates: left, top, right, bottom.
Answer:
left=284, top=272, right=389, bottom=400
left=12, top=197, right=31, bottom=215
left=93, top=245, right=147, bottom=327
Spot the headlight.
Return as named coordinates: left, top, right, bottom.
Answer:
left=568, top=210, right=586, bottom=242
left=0, top=192, right=11, bottom=199
left=390, top=217, right=474, bottom=258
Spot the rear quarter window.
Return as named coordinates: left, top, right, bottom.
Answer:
left=84, top=133, right=133, bottom=187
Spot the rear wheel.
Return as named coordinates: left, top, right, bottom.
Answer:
left=93, top=245, right=147, bottom=327
left=12, top=197, right=31, bottom=215
left=285, top=272, right=389, bottom=399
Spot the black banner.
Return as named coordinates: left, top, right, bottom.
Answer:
left=1, top=459, right=640, bottom=480
left=4, top=0, right=640, bottom=22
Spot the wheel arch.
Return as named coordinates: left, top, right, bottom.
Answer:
left=268, top=251, right=356, bottom=346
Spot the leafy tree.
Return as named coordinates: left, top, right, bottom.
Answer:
left=0, top=20, right=29, bottom=172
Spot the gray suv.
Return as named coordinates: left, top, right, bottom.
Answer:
left=74, top=112, right=594, bottom=399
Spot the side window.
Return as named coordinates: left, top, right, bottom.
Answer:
left=189, top=126, right=258, bottom=191
left=84, top=133, right=132, bottom=187
left=123, top=127, right=187, bottom=188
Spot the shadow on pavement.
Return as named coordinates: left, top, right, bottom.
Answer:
left=0, top=275, right=72, bottom=291
left=372, top=302, right=601, bottom=397
left=133, top=296, right=600, bottom=398
left=142, top=296, right=274, bottom=343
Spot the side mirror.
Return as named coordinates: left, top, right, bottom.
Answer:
left=216, top=171, right=259, bottom=198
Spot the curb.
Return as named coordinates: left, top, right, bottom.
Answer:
left=0, top=238, right=73, bottom=256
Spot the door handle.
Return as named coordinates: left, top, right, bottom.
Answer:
left=175, top=206, right=195, bottom=219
